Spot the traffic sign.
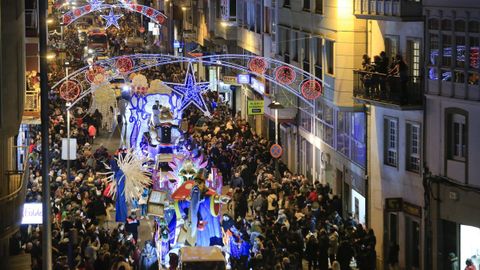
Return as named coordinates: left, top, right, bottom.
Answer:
left=270, top=144, right=283, bottom=159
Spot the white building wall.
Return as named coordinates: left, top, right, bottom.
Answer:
left=368, top=105, right=424, bottom=268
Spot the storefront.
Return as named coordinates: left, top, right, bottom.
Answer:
left=384, top=198, right=422, bottom=270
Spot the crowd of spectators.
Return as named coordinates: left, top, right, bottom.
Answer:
left=181, top=105, right=378, bottom=270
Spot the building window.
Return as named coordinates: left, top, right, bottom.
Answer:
left=428, top=18, right=439, bottom=30
left=442, top=34, right=452, bottom=67
left=384, top=117, right=398, bottom=167
left=325, top=40, right=334, bottom=75
left=264, top=7, right=271, bottom=33
left=385, top=36, right=399, bottom=60
left=292, top=32, right=298, bottom=61
left=315, top=38, right=322, bottom=76
left=255, top=3, right=261, bottom=33
left=315, top=101, right=334, bottom=147
left=447, top=111, right=467, bottom=161
left=284, top=0, right=290, bottom=7
left=315, top=0, right=323, bottom=13
left=303, top=0, right=310, bottom=11
left=407, top=39, right=421, bottom=80
left=406, top=122, right=421, bottom=173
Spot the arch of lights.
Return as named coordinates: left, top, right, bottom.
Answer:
left=52, top=54, right=329, bottom=114
left=62, top=0, right=167, bottom=26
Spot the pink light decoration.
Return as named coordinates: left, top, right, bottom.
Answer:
left=59, top=80, right=82, bottom=102
left=248, top=57, right=267, bottom=74
left=301, top=79, right=323, bottom=100
left=275, top=65, right=296, bottom=85
left=115, top=57, right=134, bottom=74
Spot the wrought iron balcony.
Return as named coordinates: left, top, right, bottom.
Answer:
left=0, top=170, right=28, bottom=240
left=353, top=0, right=422, bottom=21
left=353, top=70, right=423, bottom=107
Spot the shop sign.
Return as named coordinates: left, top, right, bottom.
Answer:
left=247, top=100, right=264, bottom=115
left=22, top=203, right=43, bottom=224
left=250, top=77, right=265, bottom=95
left=223, top=75, right=239, bottom=85
left=385, top=198, right=422, bottom=218
left=385, top=198, right=403, bottom=212
left=403, top=201, right=422, bottom=218
left=173, top=40, right=183, bottom=48
left=237, top=74, right=251, bottom=84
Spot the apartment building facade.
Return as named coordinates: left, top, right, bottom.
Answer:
left=0, top=0, right=29, bottom=266
left=352, top=0, right=425, bottom=269
left=423, top=1, right=480, bottom=269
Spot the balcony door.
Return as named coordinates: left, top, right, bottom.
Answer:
left=407, top=39, right=422, bottom=83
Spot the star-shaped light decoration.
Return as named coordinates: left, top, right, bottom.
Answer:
left=87, top=0, right=104, bottom=10
left=165, top=63, right=211, bottom=116
left=101, top=9, right=123, bottom=29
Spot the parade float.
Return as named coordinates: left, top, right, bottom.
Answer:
left=102, top=65, right=230, bottom=267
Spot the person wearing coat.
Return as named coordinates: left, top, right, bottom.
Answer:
left=305, top=234, right=319, bottom=270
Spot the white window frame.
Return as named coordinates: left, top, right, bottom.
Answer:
left=384, top=117, right=398, bottom=167
left=406, top=122, right=421, bottom=173
left=450, top=113, right=467, bottom=161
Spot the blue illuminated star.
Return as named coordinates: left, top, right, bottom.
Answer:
left=101, top=9, right=123, bottom=29
left=166, top=63, right=211, bottom=116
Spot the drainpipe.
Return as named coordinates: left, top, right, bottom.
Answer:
left=364, top=104, right=369, bottom=228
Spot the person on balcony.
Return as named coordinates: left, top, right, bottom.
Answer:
left=389, top=54, right=409, bottom=105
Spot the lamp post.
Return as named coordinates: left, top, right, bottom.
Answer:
left=268, top=100, right=284, bottom=180
left=65, top=62, right=72, bottom=182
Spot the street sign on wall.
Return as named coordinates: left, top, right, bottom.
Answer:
left=247, top=100, right=264, bottom=115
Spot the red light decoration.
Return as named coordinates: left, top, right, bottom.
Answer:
left=73, top=9, right=82, bottom=17
left=85, top=65, right=106, bottom=83
left=248, top=57, right=267, bottom=74
left=146, top=8, right=154, bottom=16
left=156, top=14, right=165, bottom=24
left=115, top=57, right=134, bottom=74
left=301, top=79, right=323, bottom=100
left=63, top=14, right=72, bottom=25
left=59, top=80, right=82, bottom=102
left=85, top=5, right=92, bottom=12
left=275, top=65, right=296, bottom=85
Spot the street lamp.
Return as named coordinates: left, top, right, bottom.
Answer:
left=268, top=100, right=284, bottom=180
left=64, top=61, right=72, bottom=183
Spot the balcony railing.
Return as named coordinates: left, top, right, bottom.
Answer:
left=353, top=70, right=423, bottom=107
left=353, top=0, right=422, bottom=21
left=0, top=169, right=28, bottom=239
